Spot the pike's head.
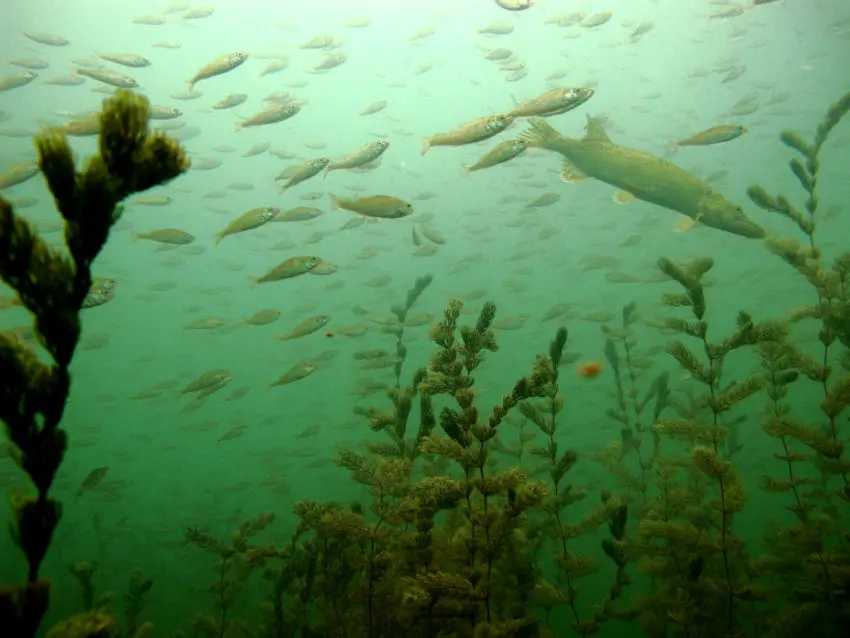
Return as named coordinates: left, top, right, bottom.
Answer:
left=697, top=191, right=765, bottom=238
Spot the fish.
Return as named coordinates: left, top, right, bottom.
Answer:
left=526, top=193, right=560, bottom=208
left=244, top=309, right=281, bottom=326
left=235, top=103, right=300, bottom=131
left=325, top=141, right=389, bottom=177
left=463, top=139, right=527, bottom=172
left=0, top=161, right=40, bottom=189
left=0, top=72, right=38, bottom=92
left=81, top=289, right=114, bottom=309
left=243, top=142, right=270, bottom=157
left=214, top=207, right=278, bottom=244
left=360, top=101, right=387, bottom=116
left=295, top=424, right=321, bottom=438
left=508, top=88, right=595, bottom=118
left=188, top=52, right=248, bottom=91
left=276, top=159, right=330, bottom=190
left=59, top=113, right=100, bottom=137
left=218, top=425, right=248, bottom=442
left=24, top=32, right=70, bottom=46
left=262, top=58, right=289, bottom=76
left=272, top=206, right=324, bottom=222
left=183, top=317, right=230, bottom=332
left=516, top=116, right=765, bottom=239
left=310, top=53, right=347, bottom=73
left=75, top=68, right=138, bottom=88
left=478, top=22, right=515, bottom=35
left=493, top=0, right=534, bottom=10
left=179, top=370, right=231, bottom=396
left=132, top=15, right=165, bottom=25
left=711, top=7, right=745, bottom=19
left=97, top=53, right=151, bottom=68
left=75, top=467, right=109, bottom=498
left=269, top=361, right=316, bottom=388
left=276, top=315, right=331, bottom=341
left=422, top=115, right=513, bottom=155
left=582, top=12, right=613, bottom=27
left=133, top=229, right=195, bottom=245
left=7, top=59, right=48, bottom=70
left=213, top=94, right=248, bottom=110
left=128, top=195, right=172, bottom=206
left=182, top=6, right=215, bottom=19
left=251, top=256, right=321, bottom=284
left=329, top=194, right=414, bottom=219
left=668, top=125, right=747, bottom=153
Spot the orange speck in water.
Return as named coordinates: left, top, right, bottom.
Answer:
left=325, top=331, right=334, bottom=338
left=577, top=360, right=604, bottom=378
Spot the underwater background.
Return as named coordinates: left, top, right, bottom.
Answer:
left=1, top=0, right=850, bottom=636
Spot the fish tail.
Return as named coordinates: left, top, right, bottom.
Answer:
left=517, top=117, right=564, bottom=151
left=214, top=232, right=225, bottom=245
left=667, top=141, right=680, bottom=155
left=420, top=138, right=431, bottom=156
left=460, top=164, right=473, bottom=179
left=328, top=193, right=342, bottom=211
left=322, top=164, right=332, bottom=179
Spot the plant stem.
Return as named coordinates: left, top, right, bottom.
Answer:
left=702, top=349, right=734, bottom=634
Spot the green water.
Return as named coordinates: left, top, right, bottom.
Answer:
left=1, top=1, right=849, bottom=636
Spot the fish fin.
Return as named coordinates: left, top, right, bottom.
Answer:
left=517, top=117, right=563, bottom=151
left=248, top=277, right=260, bottom=290
left=673, top=217, right=700, bottom=233
left=667, top=141, right=680, bottom=155
left=612, top=189, right=636, bottom=204
left=328, top=194, right=342, bottom=211
left=460, top=164, right=473, bottom=178
left=275, top=334, right=291, bottom=341
left=583, top=114, right=612, bottom=143
left=214, top=232, right=225, bottom=246
left=420, top=138, right=431, bottom=156
left=560, top=158, right=587, bottom=183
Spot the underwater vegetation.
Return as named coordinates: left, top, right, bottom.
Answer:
left=1, top=91, right=850, bottom=637
left=0, top=90, right=189, bottom=636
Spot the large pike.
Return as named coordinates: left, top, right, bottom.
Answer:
left=517, top=116, right=765, bottom=238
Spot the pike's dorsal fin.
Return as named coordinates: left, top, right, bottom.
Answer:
left=583, top=114, right=612, bottom=143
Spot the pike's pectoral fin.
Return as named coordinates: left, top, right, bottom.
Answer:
left=612, top=189, right=636, bottom=204
left=560, top=158, right=588, bottom=183
left=673, top=213, right=703, bottom=233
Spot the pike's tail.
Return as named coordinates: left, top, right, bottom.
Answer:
left=516, top=117, right=566, bottom=152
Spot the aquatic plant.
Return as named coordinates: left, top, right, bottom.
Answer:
left=593, top=302, right=671, bottom=510
left=632, top=256, right=785, bottom=636
left=122, top=569, right=153, bottom=638
left=746, top=91, right=850, bottom=491
left=0, top=90, right=188, bottom=636
left=745, top=90, right=850, bottom=634
left=68, top=561, right=111, bottom=612
left=255, top=299, right=615, bottom=637
left=351, top=275, right=438, bottom=463
left=388, top=274, right=433, bottom=389
left=185, top=511, right=277, bottom=637
left=521, top=327, right=631, bottom=636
